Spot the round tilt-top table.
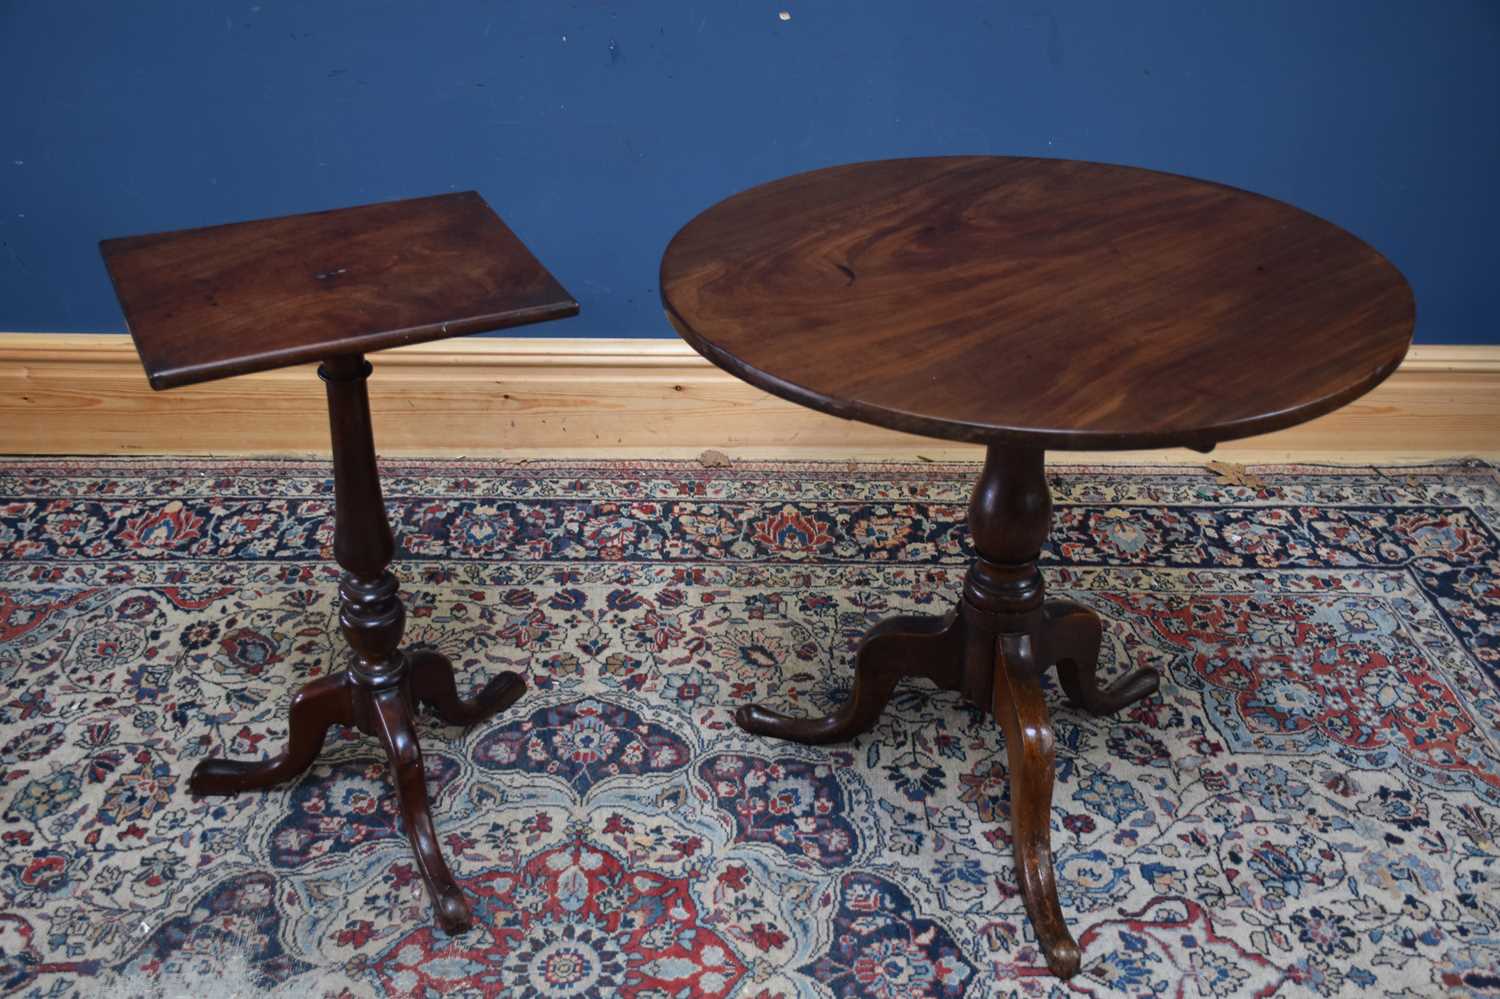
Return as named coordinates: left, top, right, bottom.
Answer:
left=659, top=156, right=1414, bottom=978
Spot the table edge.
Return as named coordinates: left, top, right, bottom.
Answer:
left=138, top=301, right=580, bottom=390
left=662, top=300, right=1412, bottom=452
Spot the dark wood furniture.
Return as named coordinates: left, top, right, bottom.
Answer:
left=100, top=192, right=578, bottom=933
left=659, top=156, right=1414, bottom=978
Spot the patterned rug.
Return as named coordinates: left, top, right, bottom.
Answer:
left=1, top=458, right=1498, bottom=999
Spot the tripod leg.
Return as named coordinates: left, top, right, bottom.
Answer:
left=190, top=672, right=353, bottom=795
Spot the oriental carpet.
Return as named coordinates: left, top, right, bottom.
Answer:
left=0, top=458, right=1497, bottom=999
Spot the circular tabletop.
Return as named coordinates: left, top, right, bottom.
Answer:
left=659, top=157, right=1415, bottom=451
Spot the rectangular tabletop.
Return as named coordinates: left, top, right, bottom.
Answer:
left=100, top=191, right=578, bottom=389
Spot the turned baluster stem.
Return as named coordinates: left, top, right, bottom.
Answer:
left=957, top=446, right=1051, bottom=705
left=320, top=354, right=405, bottom=687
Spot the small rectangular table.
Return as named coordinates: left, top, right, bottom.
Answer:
left=100, top=191, right=577, bottom=933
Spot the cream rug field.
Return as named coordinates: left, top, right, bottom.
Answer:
left=1, top=458, right=1496, bottom=998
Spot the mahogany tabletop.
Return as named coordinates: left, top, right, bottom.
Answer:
left=660, top=157, right=1415, bottom=451
left=101, top=191, right=578, bottom=389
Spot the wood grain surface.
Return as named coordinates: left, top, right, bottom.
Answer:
left=100, top=192, right=578, bottom=389
left=661, top=157, right=1416, bottom=450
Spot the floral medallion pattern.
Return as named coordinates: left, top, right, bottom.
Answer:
left=370, top=838, right=746, bottom=998
left=1, top=457, right=1498, bottom=998
left=801, top=873, right=976, bottom=998
left=472, top=697, right=692, bottom=794
left=698, top=753, right=859, bottom=869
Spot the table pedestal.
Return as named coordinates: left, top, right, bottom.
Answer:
left=188, top=354, right=523, bottom=934
left=737, top=446, right=1159, bottom=978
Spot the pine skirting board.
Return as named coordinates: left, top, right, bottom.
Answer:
left=1, top=333, right=1496, bottom=463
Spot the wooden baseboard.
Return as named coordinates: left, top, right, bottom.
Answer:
left=1, top=333, right=1496, bottom=463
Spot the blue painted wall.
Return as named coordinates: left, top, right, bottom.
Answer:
left=2, top=1, right=1496, bottom=343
